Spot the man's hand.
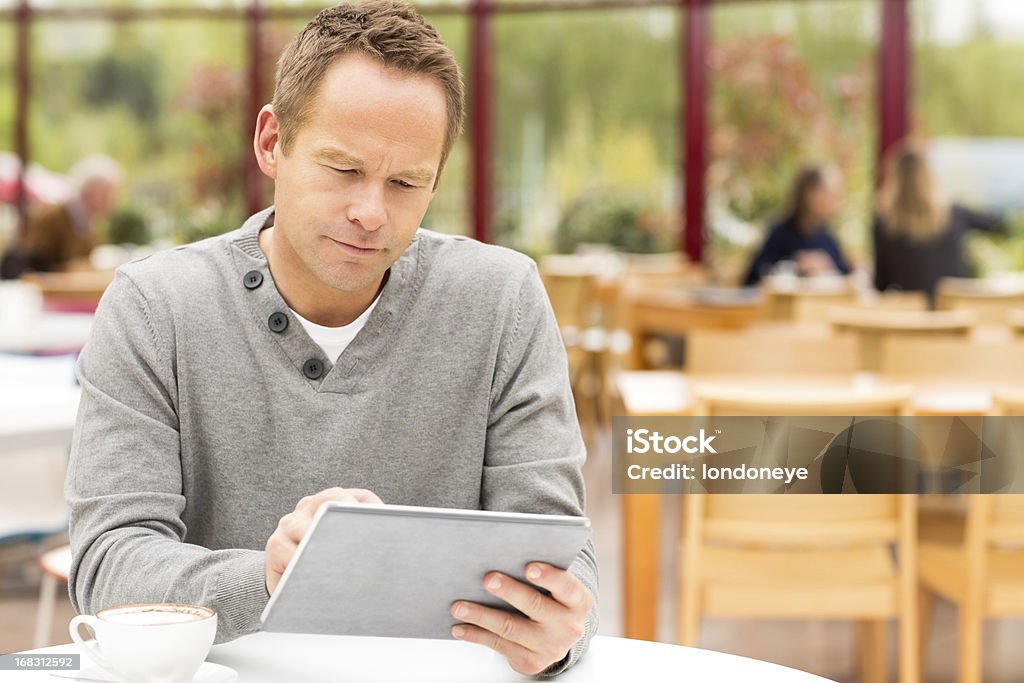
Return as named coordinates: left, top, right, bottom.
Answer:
left=264, top=487, right=382, bottom=595
left=450, top=562, right=592, bottom=676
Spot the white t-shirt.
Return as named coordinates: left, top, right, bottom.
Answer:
left=290, top=297, right=380, bottom=362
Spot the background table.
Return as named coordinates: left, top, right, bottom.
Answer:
left=9, top=633, right=836, bottom=682
left=0, top=354, right=80, bottom=453
left=0, top=314, right=93, bottom=356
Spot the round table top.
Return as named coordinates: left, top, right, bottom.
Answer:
left=14, top=634, right=835, bottom=682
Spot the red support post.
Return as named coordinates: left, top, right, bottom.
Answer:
left=681, top=0, right=708, bottom=264
left=14, top=0, right=31, bottom=238
left=468, top=0, right=493, bottom=244
left=878, top=0, right=910, bottom=169
left=245, top=0, right=266, bottom=217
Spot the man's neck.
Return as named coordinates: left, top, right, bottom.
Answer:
left=258, top=225, right=383, bottom=327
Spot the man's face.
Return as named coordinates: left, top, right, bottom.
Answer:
left=265, top=53, right=447, bottom=296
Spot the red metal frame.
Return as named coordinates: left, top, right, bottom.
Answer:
left=4, top=0, right=912, bottom=260
left=13, top=0, right=30, bottom=234
left=245, top=0, right=265, bottom=218
left=879, top=0, right=910, bottom=169
left=681, top=0, right=708, bottom=263
left=468, top=0, right=493, bottom=243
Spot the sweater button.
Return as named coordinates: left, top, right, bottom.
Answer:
left=243, top=270, right=263, bottom=289
left=303, top=358, right=324, bottom=380
left=268, top=312, right=289, bottom=333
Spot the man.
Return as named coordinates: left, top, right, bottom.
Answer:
left=66, top=1, right=596, bottom=676
left=1, top=155, right=121, bottom=279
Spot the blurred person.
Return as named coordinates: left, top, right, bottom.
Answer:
left=742, top=164, right=851, bottom=286
left=65, top=1, right=595, bottom=677
left=873, top=140, right=1007, bottom=307
left=0, top=155, right=121, bottom=279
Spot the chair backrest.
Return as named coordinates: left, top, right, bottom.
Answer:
left=539, top=256, right=597, bottom=332
left=880, top=337, right=1024, bottom=384
left=761, top=280, right=858, bottom=322
left=694, top=381, right=911, bottom=416
left=1010, top=309, right=1024, bottom=337
left=859, top=290, right=930, bottom=312
left=687, top=329, right=860, bottom=375
left=992, top=387, right=1024, bottom=416
left=936, top=277, right=1024, bottom=326
left=829, top=306, right=975, bottom=334
left=698, top=495, right=903, bottom=546
left=962, top=495, right=1024, bottom=557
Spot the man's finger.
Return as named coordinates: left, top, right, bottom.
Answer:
left=450, top=624, right=549, bottom=677
left=450, top=600, right=542, bottom=652
left=523, top=563, right=591, bottom=612
left=481, top=572, right=556, bottom=622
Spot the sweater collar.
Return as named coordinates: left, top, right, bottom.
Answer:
left=228, top=207, right=426, bottom=394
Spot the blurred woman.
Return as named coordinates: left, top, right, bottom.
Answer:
left=873, top=141, right=1006, bottom=306
left=742, top=164, right=851, bottom=287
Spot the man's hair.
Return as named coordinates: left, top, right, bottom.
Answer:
left=273, top=0, right=465, bottom=179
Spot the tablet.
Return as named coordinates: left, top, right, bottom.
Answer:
left=260, top=503, right=591, bottom=639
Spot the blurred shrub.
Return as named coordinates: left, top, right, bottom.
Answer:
left=555, top=192, right=670, bottom=254
left=176, top=208, right=236, bottom=245
left=105, top=207, right=150, bottom=246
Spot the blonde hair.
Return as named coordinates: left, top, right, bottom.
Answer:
left=272, top=0, right=465, bottom=182
left=876, top=141, right=950, bottom=242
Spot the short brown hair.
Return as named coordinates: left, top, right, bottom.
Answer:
left=272, top=0, right=465, bottom=179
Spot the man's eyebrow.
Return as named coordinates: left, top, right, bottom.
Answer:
left=315, top=148, right=435, bottom=185
left=315, top=148, right=363, bottom=167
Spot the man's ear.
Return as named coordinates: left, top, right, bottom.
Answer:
left=254, top=104, right=281, bottom=180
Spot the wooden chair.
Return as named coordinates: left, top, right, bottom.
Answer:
left=34, top=544, right=72, bottom=648
left=539, top=257, right=601, bottom=433
left=918, top=496, right=1024, bottom=683
left=681, top=390, right=917, bottom=683
left=829, top=307, right=974, bottom=372
left=686, top=328, right=860, bottom=376
left=936, top=277, right=1024, bottom=326
left=761, top=277, right=858, bottom=322
left=1008, top=309, right=1024, bottom=337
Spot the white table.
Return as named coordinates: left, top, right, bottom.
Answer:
left=0, top=313, right=94, bottom=356
left=0, top=354, right=81, bottom=454
left=6, top=634, right=835, bottom=682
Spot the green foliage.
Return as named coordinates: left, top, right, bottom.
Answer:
left=555, top=192, right=670, bottom=254
left=105, top=207, right=150, bottom=246
left=82, top=53, right=160, bottom=122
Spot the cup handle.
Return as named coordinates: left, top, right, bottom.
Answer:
left=69, top=615, right=116, bottom=674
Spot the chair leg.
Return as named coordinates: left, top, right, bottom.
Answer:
left=676, top=544, right=700, bottom=647
left=916, top=586, right=933, bottom=682
left=855, top=619, right=886, bottom=683
left=33, top=572, right=57, bottom=649
left=958, top=606, right=983, bottom=683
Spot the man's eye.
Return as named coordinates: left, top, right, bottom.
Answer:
left=395, top=180, right=419, bottom=189
left=331, top=167, right=356, bottom=175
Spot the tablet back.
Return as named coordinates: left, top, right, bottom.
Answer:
left=260, top=503, right=591, bottom=639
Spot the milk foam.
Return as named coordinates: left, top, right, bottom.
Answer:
left=101, top=607, right=209, bottom=625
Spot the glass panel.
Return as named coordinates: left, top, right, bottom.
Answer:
left=30, top=19, right=246, bottom=245
left=913, top=0, right=1024, bottom=273
left=495, top=9, right=678, bottom=255
left=29, top=0, right=248, bottom=8
left=710, top=0, right=878, bottom=284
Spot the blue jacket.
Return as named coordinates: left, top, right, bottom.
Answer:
left=742, top=217, right=850, bottom=286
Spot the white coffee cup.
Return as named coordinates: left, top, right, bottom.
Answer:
left=69, top=603, right=217, bottom=683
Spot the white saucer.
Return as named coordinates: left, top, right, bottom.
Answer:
left=54, top=661, right=237, bottom=683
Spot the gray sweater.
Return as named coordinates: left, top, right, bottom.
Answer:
left=66, top=208, right=597, bottom=674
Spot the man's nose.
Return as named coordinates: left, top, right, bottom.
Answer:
left=346, top=181, right=387, bottom=232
